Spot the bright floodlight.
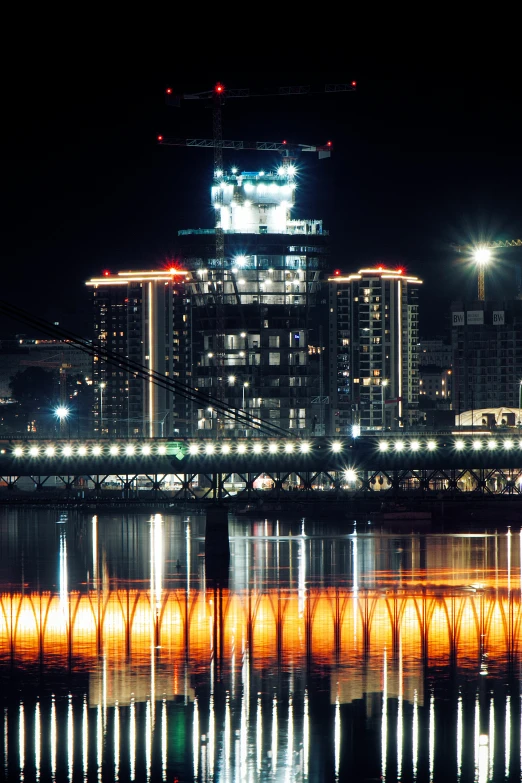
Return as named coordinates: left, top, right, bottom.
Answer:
left=394, top=441, right=404, bottom=451
left=92, top=445, right=102, bottom=456
left=344, top=469, right=357, bottom=483
left=474, top=246, right=491, bottom=265
left=235, top=255, right=247, bottom=267
left=253, top=443, right=262, bottom=454
left=410, top=440, right=420, bottom=451
left=78, top=446, right=87, bottom=456
left=379, top=441, right=389, bottom=451
left=473, top=440, right=483, bottom=450
left=269, top=442, right=278, bottom=453
left=427, top=440, right=437, bottom=450
left=285, top=443, right=294, bottom=453
left=488, top=440, right=497, bottom=450
left=109, top=445, right=119, bottom=455
left=237, top=443, right=247, bottom=454
left=189, top=444, right=199, bottom=455
left=62, top=446, right=73, bottom=457
left=158, top=445, right=167, bottom=455
left=331, top=442, right=342, bottom=453
left=221, top=443, right=231, bottom=454
left=125, top=445, right=135, bottom=455
left=45, top=446, right=55, bottom=456
left=205, top=444, right=215, bottom=455
left=55, top=406, right=70, bottom=420
left=29, top=446, right=39, bottom=456
left=299, top=442, right=310, bottom=453
left=455, top=440, right=465, bottom=450
left=14, top=446, right=23, bottom=456
left=141, top=445, right=151, bottom=455
left=504, top=440, right=514, bottom=449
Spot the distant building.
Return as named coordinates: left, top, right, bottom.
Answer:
left=451, top=299, right=522, bottom=412
left=418, top=338, right=452, bottom=369
left=327, top=267, right=422, bottom=433
left=418, top=365, right=452, bottom=407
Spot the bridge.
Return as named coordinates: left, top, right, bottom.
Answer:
left=2, top=432, right=522, bottom=499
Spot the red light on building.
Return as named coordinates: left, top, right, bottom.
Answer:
left=326, top=141, right=332, bottom=147
left=215, top=82, right=224, bottom=93
left=377, top=266, right=384, bottom=270
left=103, top=270, right=110, bottom=277
left=165, top=88, right=172, bottom=95
left=157, top=135, right=163, bottom=142
left=334, top=269, right=341, bottom=276
left=282, top=140, right=287, bottom=145
left=352, top=81, right=357, bottom=87
left=397, top=268, right=404, bottom=274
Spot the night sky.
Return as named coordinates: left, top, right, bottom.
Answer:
left=2, top=66, right=522, bottom=340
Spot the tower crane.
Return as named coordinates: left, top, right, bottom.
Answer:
left=159, top=80, right=356, bottom=402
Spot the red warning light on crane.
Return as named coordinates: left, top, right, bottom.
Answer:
left=165, top=88, right=172, bottom=95
left=352, top=81, right=357, bottom=87
left=157, top=135, right=163, bottom=142
left=326, top=141, right=332, bottom=147
left=215, top=82, right=224, bottom=93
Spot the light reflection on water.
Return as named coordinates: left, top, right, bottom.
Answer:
left=0, top=508, right=521, bottom=781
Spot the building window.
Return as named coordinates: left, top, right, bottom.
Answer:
left=269, top=352, right=280, bottom=365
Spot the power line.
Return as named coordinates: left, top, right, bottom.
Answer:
left=0, top=299, right=291, bottom=439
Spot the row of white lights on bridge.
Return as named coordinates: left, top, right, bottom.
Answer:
left=11, top=441, right=340, bottom=458
left=9, top=439, right=522, bottom=458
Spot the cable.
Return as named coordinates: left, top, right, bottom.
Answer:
left=0, top=300, right=292, bottom=438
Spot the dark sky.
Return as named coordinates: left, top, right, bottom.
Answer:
left=2, top=65, right=522, bottom=340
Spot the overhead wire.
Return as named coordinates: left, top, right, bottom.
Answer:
left=0, top=300, right=292, bottom=439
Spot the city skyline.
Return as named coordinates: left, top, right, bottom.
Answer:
left=3, top=71, right=522, bottom=339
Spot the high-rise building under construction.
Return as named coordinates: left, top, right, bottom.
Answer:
left=176, top=164, right=329, bottom=436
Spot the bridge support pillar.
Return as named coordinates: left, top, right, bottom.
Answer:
left=205, top=503, right=230, bottom=587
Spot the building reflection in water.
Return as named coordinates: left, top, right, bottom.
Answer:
left=1, top=510, right=522, bottom=780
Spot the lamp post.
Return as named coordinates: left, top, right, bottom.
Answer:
left=99, top=382, right=106, bottom=437
left=381, top=379, right=389, bottom=431
left=242, top=382, right=249, bottom=436
left=473, top=246, right=491, bottom=302
left=55, top=406, right=71, bottom=439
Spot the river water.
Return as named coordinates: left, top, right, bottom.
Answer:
left=0, top=507, right=520, bottom=782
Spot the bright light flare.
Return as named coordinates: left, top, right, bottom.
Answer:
left=331, top=442, right=342, bottom=453
left=29, top=446, right=39, bottom=457
left=474, top=246, right=491, bottom=266
left=299, top=442, right=310, bottom=453
left=125, top=445, right=135, bottom=455
left=157, top=445, right=167, bottom=455
left=109, top=445, right=119, bottom=456
left=394, top=441, right=404, bottom=451
left=253, top=443, right=262, bottom=454
left=473, top=440, right=483, bottom=450
left=379, top=441, right=389, bottom=452
left=455, top=440, right=465, bottom=450
left=205, top=444, right=215, bottom=455
left=189, top=444, right=199, bottom=455
left=410, top=440, right=420, bottom=451
left=427, top=440, right=437, bottom=450
left=344, top=469, right=357, bottom=483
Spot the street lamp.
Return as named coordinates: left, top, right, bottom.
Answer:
left=242, top=382, right=249, bottom=436
left=99, top=382, right=106, bottom=437
left=381, top=379, right=389, bottom=431
left=55, top=405, right=71, bottom=438
left=473, top=246, right=491, bottom=301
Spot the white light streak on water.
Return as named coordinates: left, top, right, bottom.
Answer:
left=381, top=648, right=387, bottom=782
left=272, top=695, right=278, bottom=774
left=82, top=696, right=88, bottom=782
left=51, top=696, right=56, bottom=782
left=193, top=697, right=199, bottom=779
left=161, top=699, right=167, bottom=782
left=35, top=702, right=40, bottom=783
left=429, top=690, right=434, bottom=782
left=19, top=701, right=24, bottom=780
left=130, top=699, right=136, bottom=782
left=506, top=693, right=511, bottom=778
left=334, top=694, right=341, bottom=782
left=412, top=689, right=418, bottom=782
left=67, top=695, right=73, bottom=783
